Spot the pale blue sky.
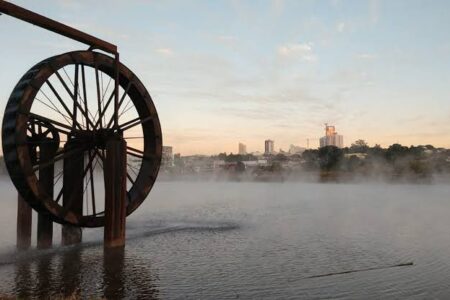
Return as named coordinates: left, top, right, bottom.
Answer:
left=1, top=0, right=450, bottom=154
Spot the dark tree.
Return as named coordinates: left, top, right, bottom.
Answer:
left=350, top=139, right=369, bottom=153
left=318, top=146, right=343, bottom=171
left=302, top=149, right=319, bottom=170
left=236, top=161, right=246, bottom=173
left=385, top=144, right=409, bottom=162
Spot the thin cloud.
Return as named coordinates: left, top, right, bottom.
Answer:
left=155, top=48, right=174, bottom=56
left=278, top=42, right=317, bottom=62
left=218, top=35, right=236, bottom=42
left=356, top=53, right=377, bottom=60
left=369, top=0, right=381, bottom=24
left=336, top=22, right=345, bottom=33
left=271, top=0, right=285, bottom=17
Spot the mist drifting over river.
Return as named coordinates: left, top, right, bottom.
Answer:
left=1, top=178, right=450, bottom=298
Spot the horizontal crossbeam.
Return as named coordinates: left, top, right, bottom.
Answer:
left=0, top=0, right=117, bottom=54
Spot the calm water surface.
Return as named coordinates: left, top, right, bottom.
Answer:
left=0, top=179, right=450, bottom=299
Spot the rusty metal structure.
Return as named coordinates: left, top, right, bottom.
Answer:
left=0, top=1, right=162, bottom=248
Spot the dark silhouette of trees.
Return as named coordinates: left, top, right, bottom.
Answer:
left=350, top=139, right=369, bottom=153
left=318, top=146, right=343, bottom=171
left=302, top=149, right=319, bottom=170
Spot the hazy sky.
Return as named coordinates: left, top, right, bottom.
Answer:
left=1, top=0, right=450, bottom=155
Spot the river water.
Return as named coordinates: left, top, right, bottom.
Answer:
left=0, top=179, right=450, bottom=299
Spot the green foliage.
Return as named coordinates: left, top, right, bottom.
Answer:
left=385, top=144, right=409, bottom=162
left=302, top=149, right=319, bottom=170
left=350, top=139, right=369, bottom=153
left=318, top=146, right=343, bottom=171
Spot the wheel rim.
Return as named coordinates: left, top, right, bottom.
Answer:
left=2, top=51, right=162, bottom=227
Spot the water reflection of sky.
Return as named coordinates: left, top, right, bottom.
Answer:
left=1, top=181, right=450, bottom=298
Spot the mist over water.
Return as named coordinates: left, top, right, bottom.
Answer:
left=1, top=178, right=450, bottom=298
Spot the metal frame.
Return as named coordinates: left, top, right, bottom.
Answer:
left=0, top=0, right=121, bottom=128
left=0, top=0, right=116, bottom=53
left=1, top=1, right=162, bottom=248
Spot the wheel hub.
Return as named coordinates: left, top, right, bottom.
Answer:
left=71, top=129, right=121, bottom=149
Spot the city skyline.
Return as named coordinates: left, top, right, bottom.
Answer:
left=1, top=1, right=450, bottom=155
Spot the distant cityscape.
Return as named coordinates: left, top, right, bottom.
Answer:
left=0, top=123, right=446, bottom=182
left=162, top=123, right=344, bottom=165
left=159, top=124, right=450, bottom=182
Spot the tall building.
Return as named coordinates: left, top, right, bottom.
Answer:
left=264, top=139, right=274, bottom=154
left=162, top=146, right=174, bottom=167
left=238, top=143, right=247, bottom=155
left=319, top=124, right=344, bottom=148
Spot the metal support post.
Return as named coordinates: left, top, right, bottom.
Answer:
left=104, top=138, right=127, bottom=248
left=37, top=143, right=55, bottom=249
left=16, top=194, right=32, bottom=250
left=62, top=142, right=84, bottom=245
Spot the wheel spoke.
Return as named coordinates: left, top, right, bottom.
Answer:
left=54, top=169, right=64, bottom=186
left=127, top=151, right=156, bottom=161
left=55, top=186, right=64, bottom=203
left=37, top=88, right=73, bottom=126
left=117, top=102, right=135, bottom=120
left=54, top=70, right=96, bottom=129
left=27, top=113, right=72, bottom=135
left=105, top=81, right=133, bottom=129
left=35, top=97, right=70, bottom=123
left=100, top=77, right=112, bottom=127
left=82, top=155, right=99, bottom=214
left=88, top=150, right=96, bottom=216
left=127, top=163, right=139, bottom=177
left=126, top=145, right=144, bottom=155
left=94, top=90, right=114, bottom=130
left=72, top=64, right=79, bottom=130
left=33, top=145, right=84, bottom=172
left=95, top=65, right=103, bottom=129
left=46, top=80, right=82, bottom=129
left=119, top=115, right=153, bottom=132
left=81, top=65, right=90, bottom=130
left=126, top=172, right=135, bottom=185
left=127, top=146, right=157, bottom=161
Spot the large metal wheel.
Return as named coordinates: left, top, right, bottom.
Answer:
left=2, top=51, right=162, bottom=227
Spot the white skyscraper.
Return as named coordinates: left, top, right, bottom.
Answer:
left=238, top=143, right=247, bottom=155
left=319, top=124, right=344, bottom=148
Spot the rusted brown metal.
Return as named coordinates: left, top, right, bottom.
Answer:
left=104, top=138, right=127, bottom=248
left=16, top=194, right=32, bottom=250
left=2, top=2, right=162, bottom=250
left=2, top=51, right=162, bottom=228
left=37, top=141, right=57, bottom=249
left=0, top=0, right=117, bottom=54
left=37, top=213, right=53, bottom=249
left=114, top=53, right=120, bottom=129
left=62, top=142, right=84, bottom=245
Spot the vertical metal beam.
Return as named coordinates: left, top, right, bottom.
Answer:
left=104, top=138, right=127, bottom=248
left=113, top=53, right=120, bottom=129
left=17, top=146, right=36, bottom=250
left=37, top=143, right=55, bottom=249
left=16, top=194, right=32, bottom=250
left=62, top=142, right=83, bottom=245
